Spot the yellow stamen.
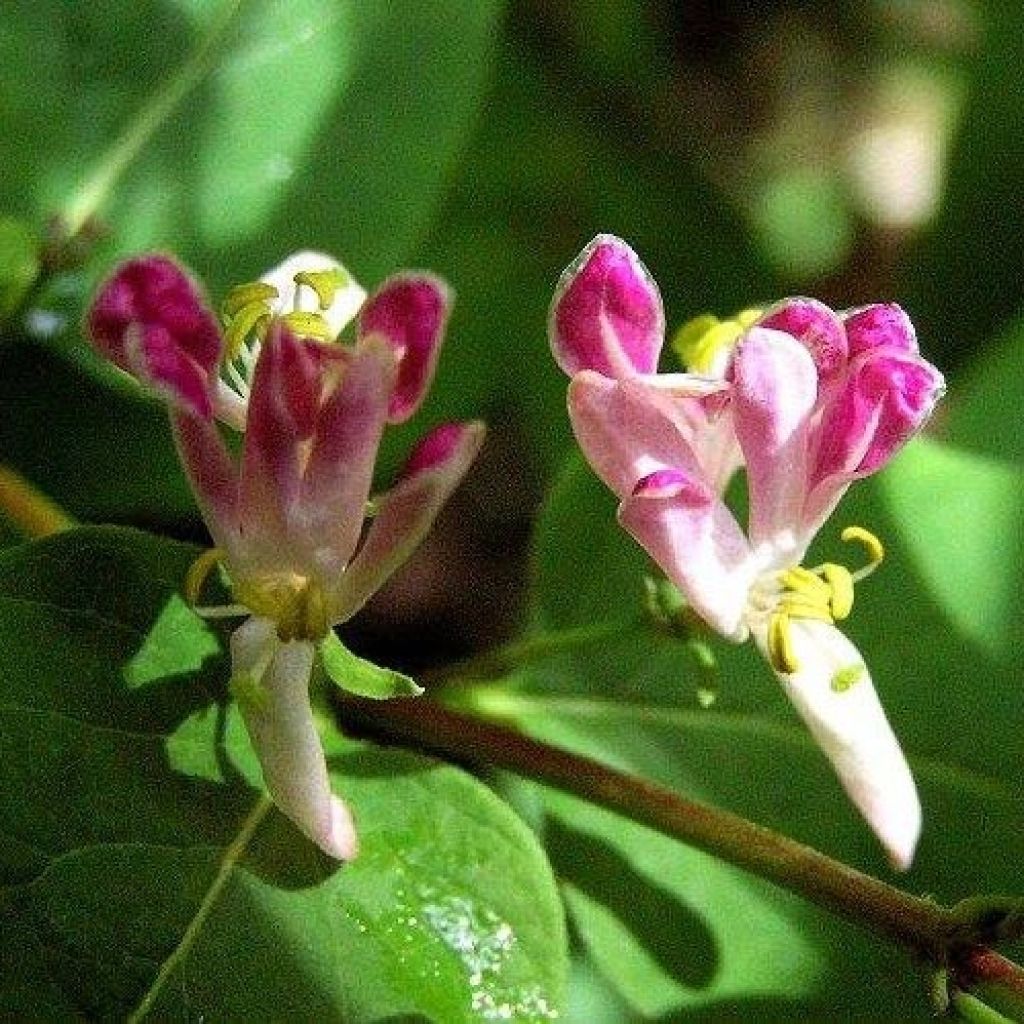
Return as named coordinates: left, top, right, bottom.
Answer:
left=781, top=566, right=830, bottom=597
left=224, top=300, right=272, bottom=362
left=671, top=307, right=764, bottom=374
left=768, top=610, right=800, bottom=673
left=281, top=310, right=332, bottom=341
left=294, top=268, right=348, bottom=311
left=185, top=547, right=224, bottom=605
left=777, top=597, right=833, bottom=622
left=841, top=525, right=885, bottom=579
left=822, top=563, right=855, bottom=620
left=223, top=281, right=278, bottom=317
left=831, top=664, right=865, bottom=693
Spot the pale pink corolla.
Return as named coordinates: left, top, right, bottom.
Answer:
left=89, top=251, right=484, bottom=860
left=550, top=235, right=945, bottom=870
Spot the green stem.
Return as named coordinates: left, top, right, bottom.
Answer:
left=61, top=0, right=245, bottom=238
left=423, top=617, right=645, bottom=687
left=338, top=693, right=1024, bottom=1001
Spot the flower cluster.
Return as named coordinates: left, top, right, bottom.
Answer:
left=550, top=234, right=945, bottom=869
left=89, top=250, right=484, bottom=860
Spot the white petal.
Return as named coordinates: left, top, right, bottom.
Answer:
left=231, top=621, right=358, bottom=860
left=753, top=618, right=921, bottom=870
left=260, top=250, right=367, bottom=339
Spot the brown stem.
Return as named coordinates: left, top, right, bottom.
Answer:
left=339, top=692, right=1024, bottom=998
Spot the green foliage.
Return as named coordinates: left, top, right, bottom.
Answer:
left=0, top=527, right=567, bottom=1020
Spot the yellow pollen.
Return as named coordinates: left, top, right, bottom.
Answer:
left=294, top=268, right=348, bottom=311
left=831, top=664, right=865, bottom=693
left=222, top=281, right=278, bottom=317
left=280, top=310, right=332, bottom=341
left=671, top=306, right=764, bottom=374
left=185, top=547, right=224, bottom=605
left=765, top=525, right=885, bottom=673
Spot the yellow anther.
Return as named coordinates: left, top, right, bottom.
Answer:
left=781, top=566, right=830, bottom=598
left=841, top=525, right=885, bottom=578
left=224, top=300, right=272, bottom=361
left=281, top=310, right=332, bottom=341
left=671, top=307, right=765, bottom=374
left=294, top=268, right=348, bottom=311
left=822, top=563, right=855, bottom=620
left=233, top=574, right=330, bottom=643
left=672, top=314, right=719, bottom=368
left=185, top=547, right=224, bottom=605
left=831, top=664, right=865, bottom=693
left=223, top=281, right=278, bottom=317
left=767, top=611, right=800, bottom=674
left=777, top=596, right=833, bottom=622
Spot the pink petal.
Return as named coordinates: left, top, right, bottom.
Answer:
left=729, top=329, right=819, bottom=559
left=297, top=334, right=398, bottom=584
left=170, top=409, right=240, bottom=555
left=807, top=350, right=945, bottom=525
left=358, top=273, right=450, bottom=423
left=88, top=255, right=222, bottom=418
left=231, top=620, right=358, bottom=860
left=753, top=618, right=921, bottom=871
left=549, top=234, right=665, bottom=378
left=330, top=421, right=485, bottom=622
left=239, top=324, right=332, bottom=560
left=567, top=372, right=705, bottom=500
left=619, top=468, right=754, bottom=638
left=758, top=298, right=848, bottom=384
left=842, top=303, right=917, bottom=357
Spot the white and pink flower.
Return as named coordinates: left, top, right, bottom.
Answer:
left=550, top=234, right=945, bottom=869
left=89, top=251, right=484, bottom=860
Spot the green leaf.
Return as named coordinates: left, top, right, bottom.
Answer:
left=321, top=630, right=423, bottom=699
left=0, top=527, right=566, bottom=1021
left=0, top=215, right=39, bottom=320
left=505, top=442, right=1024, bottom=1019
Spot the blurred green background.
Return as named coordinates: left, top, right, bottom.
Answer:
left=2, top=1, right=1023, bottom=1020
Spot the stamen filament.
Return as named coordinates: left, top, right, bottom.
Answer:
left=185, top=547, right=224, bottom=605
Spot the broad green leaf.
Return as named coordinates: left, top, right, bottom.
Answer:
left=0, top=527, right=567, bottom=1021
left=507, top=440, right=1024, bottom=1019
left=320, top=630, right=423, bottom=699
left=946, top=315, right=1024, bottom=467
left=0, top=215, right=39, bottom=320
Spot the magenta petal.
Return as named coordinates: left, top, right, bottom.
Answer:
left=358, top=273, right=450, bottom=423
left=758, top=298, right=847, bottom=383
left=88, top=255, right=222, bottom=418
left=567, top=372, right=703, bottom=500
left=297, top=334, right=397, bottom=583
left=730, top=329, right=819, bottom=557
left=239, top=324, right=328, bottom=556
left=170, top=409, right=240, bottom=554
left=331, top=421, right=485, bottom=622
left=550, top=234, right=665, bottom=378
left=812, top=351, right=945, bottom=486
left=842, top=303, right=917, bottom=357
left=619, top=468, right=753, bottom=638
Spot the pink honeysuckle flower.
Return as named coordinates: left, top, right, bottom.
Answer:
left=550, top=234, right=945, bottom=870
left=88, top=250, right=485, bottom=861
left=550, top=234, right=745, bottom=495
